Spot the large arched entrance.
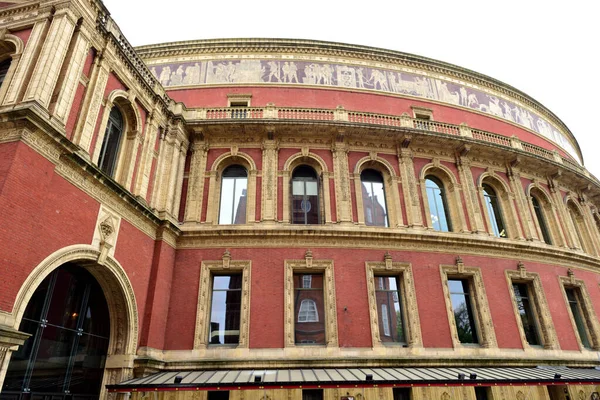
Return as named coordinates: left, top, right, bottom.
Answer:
left=0, top=245, right=139, bottom=400
left=2, top=264, right=110, bottom=398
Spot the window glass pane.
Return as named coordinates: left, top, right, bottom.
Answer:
left=305, top=181, right=318, bottom=196
left=393, top=388, right=411, bottom=400
left=294, top=274, right=325, bottom=344
left=98, top=108, right=124, bottom=177
left=448, top=279, right=478, bottom=344
left=219, top=173, right=247, bottom=225
left=532, top=196, right=552, bottom=244
left=426, top=177, right=450, bottom=232
left=483, top=184, right=506, bottom=238
left=566, top=288, right=591, bottom=348
left=232, top=180, right=247, bottom=224
left=512, top=283, right=540, bottom=345
left=292, top=180, right=305, bottom=195
left=361, top=170, right=388, bottom=227
left=375, top=276, right=405, bottom=344
left=0, top=59, right=11, bottom=87
left=209, top=275, right=242, bottom=345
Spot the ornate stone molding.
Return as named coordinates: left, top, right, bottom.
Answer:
left=505, top=262, right=559, bottom=350
left=284, top=252, right=337, bottom=347
left=194, top=252, right=251, bottom=349
left=440, top=257, right=497, bottom=349
left=365, top=255, right=422, bottom=348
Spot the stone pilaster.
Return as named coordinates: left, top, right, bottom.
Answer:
left=261, top=135, right=279, bottom=222
left=0, top=324, right=30, bottom=390
left=23, top=7, right=78, bottom=108
left=2, top=21, right=47, bottom=105
left=508, top=167, right=534, bottom=240
left=456, top=156, right=486, bottom=233
left=549, top=178, right=578, bottom=250
left=52, top=29, right=89, bottom=124
left=579, top=196, right=600, bottom=256
left=332, top=137, right=352, bottom=223
left=133, top=112, right=160, bottom=200
left=75, top=51, right=110, bottom=154
left=153, top=121, right=187, bottom=218
left=398, top=148, right=423, bottom=228
left=172, top=140, right=189, bottom=218
left=183, top=134, right=208, bottom=222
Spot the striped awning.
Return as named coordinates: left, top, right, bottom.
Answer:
left=107, top=366, right=600, bottom=392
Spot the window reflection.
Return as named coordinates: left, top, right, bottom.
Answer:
left=512, top=283, right=541, bottom=345
left=361, top=169, right=388, bottom=227
left=98, top=107, right=124, bottom=177
left=209, top=275, right=242, bottom=344
left=3, top=264, right=110, bottom=397
left=425, top=176, right=451, bottom=232
left=219, top=165, right=248, bottom=224
left=531, top=195, right=552, bottom=244
left=448, top=279, right=478, bottom=344
left=483, top=184, right=506, bottom=238
left=294, top=274, right=325, bottom=344
left=375, top=276, right=406, bottom=344
left=565, top=288, right=591, bottom=348
left=291, top=166, right=320, bottom=224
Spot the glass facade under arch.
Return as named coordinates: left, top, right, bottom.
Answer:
left=2, top=264, right=110, bottom=400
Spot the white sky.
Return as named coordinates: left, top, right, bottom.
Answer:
left=102, top=0, right=600, bottom=178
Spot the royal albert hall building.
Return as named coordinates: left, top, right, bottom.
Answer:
left=3, top=1, right=600, bottom=400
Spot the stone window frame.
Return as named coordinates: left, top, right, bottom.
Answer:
left=365, top=255, right=422, bottom=348
left=354, top=156, right=403, bottom=228
left=440, top=258, right=497, bottom=348
left=194, top=251, right=251, bottom=349
left=411, top=106, right=434, bottom=121
left=93, top=90, right=143, bottom=187
left=527, top=184, right=561, bottom=246
left=284, top=251, right=338, bottom=347
left=205, top=150, right=257, bottom=225
left=478, top=173, right=522, bottom=240
left=227, top=93, right=252, bottom=107
left=558, top=270, right=600, bottom=351
left=565, top=196, right=595, bottom=254
left=419, top=160, right=468, bottom=233
left=505, top=263, right=559, bottom=350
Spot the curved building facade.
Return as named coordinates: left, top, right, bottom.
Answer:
left=1, top=1, right=600, bottom=400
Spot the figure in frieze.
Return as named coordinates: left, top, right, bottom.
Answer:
left=170, top=65, right=184, bottom=85
left=150, top=67, right=158, bottom=80
left=415, top=76, right=433, bottom=98
left=268, top=61, right=281, bottom=82
left=159, top=65, right=171, bottom=86
left=282, top=62, right=291, bottom=82
left=321, top=64, right=333, bottom=85
left=502, top=101, right=515, bottom=121
left=369, top=69, right=389, bottom=91
left=467, top=93, right=479, bottom=107
left=183, top=63, right=201, bottom=85
left=214, top=62, right=229, bottom=82
left=356, top=68, right=365, bottom=88
left=304, top=63, right=318, bottom=84
left=336, top=65, right=356, bottom=87
left=488, top=96, right=503, bottom=117
left=459, top=86, right=468, bottom=106
left=226, top=61, right=236, bottom=82
left=536, top=118, right=553, bottom=139
left=437, top=81, right=460, bottom=104
left=288, top=62, right=299, bottom=83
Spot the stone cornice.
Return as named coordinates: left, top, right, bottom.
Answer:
left=176, top=226, right=600, bottom=272
left=134, top=38, right=579, bottom=159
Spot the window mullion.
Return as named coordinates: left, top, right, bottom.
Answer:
left=62, top=283, right=91, bottom=393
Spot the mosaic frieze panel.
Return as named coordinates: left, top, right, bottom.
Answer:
left=150, top=59, right=578, bottom=161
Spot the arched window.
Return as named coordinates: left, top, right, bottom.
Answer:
left=361, top=169, right=388, bottom=227
left=219, top=165, right=248, bottom=224
left=98, top=107, right=124, bottom=177
left=531, top=195, right=552, bottom=244
left=568, top=201, right=591, bottom=253
left=3, top=264, right=110, bottom=397
left=0, top=58, right=11, bottom=87
left=425, top=176, right=452, bottom=232
left=298, top=299, right=319, bottom=322
left=483, top=183, right=506, bottom=238
left=291, top=165, right=320, bottom=224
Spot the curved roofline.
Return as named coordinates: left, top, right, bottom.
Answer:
left=135, top=38, right=582, bottom=163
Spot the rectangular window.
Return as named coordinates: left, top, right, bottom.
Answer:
left=209, top=275, right=242, bottom=345
left=294, top=274, right=325, bottom=345
left=474, top=387, right=490, bottom=400
left=302, top=389, right=323, bottom=400
left=448, top=279, right=478, bottom=344
left=512, top=283, right=541, bottom=346
left=393, top=388, right=411, bottom=400
left=375, top=276, right=406, bottom=344
left=565, top=287, right=592, bottom=349
left=208, top=391, right=230, bottom=400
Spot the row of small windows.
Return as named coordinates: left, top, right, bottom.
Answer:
left=207, top=270, right=596, bottom=350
